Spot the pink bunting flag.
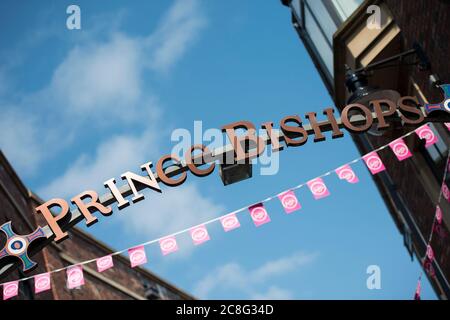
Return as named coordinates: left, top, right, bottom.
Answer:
left=248, top=203, right=271, bottom=227
left=159, top=236, right=179, bottom=255
left=433, top=206, right=447, bottom=239
left=426, top=245, right=434, bottom=261
left=335, top=164, right=359, bottom=184
left=278, top=190, right=301, bottom=213
left=445, top=123, right=450, bottom=131
left=307, top=177, right=330, bottom=200
left=442, top=183, right=450, bottom=203
left=128, top=246, right=147, bottom=268
left=66, top=265, right=85, bottom=289
left=389, top=138, right=412, bottom=161
left=190, top=225, right=210, bottom=245
left=423, top=254, right=436, bottom=277
left=414, top=279, right=421, bottom=300
left=423, top=244, right=436, bottom=277
left=435, top=206, right=442, bottom=225
left=220, top=213, right=241, bottom=232
left=34, top=273, right=51, bottom=294
left=415, top=125, right=438, bottom=148
left=363, top=152, right=386, bottom=175
left=2, top=281, right=18, bottom=300
left=96, top=255, right=114, bottom=273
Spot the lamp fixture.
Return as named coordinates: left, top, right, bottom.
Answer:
left=344, top=43, right=432, bottom=136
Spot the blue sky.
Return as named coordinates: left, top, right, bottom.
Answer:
left=0, top=0, right=436, bottom=299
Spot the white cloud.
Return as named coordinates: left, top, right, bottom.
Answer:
left=38, top=125, right=223, bottom=242
left=1, top=31, right=147, bottom=175
left=251, top=286, right=294, bottom=300
left=48, top=34, right=142, bottom=119
left=1, top=0, right=206, bottom=176
left=194, top=251, right=318, bottom=299
left=194, top=263, right=246, bottom=297
left=0, top=108, right=64, bottom=176
left=31, top=0, right=214, bottom=252
left=39, top=128, right=159, bottom=199
left=44, top=0, right=206, bottom=120
left=3, top=0, right=217, bottom=265
left=118, top=183, right=224, bottom=238
left=252, top=251, right=317, bottom=282
left=145, top=0, right=207, bottom=73
left=0, top=109, right=41, bottom=174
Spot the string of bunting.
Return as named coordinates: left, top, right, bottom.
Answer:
left=2, top=123, right=450, bottom=300
left=414, top=147, right=450, bottom=300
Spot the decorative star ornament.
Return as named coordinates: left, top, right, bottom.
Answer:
left=0, top=222, right=46, bottom=272
left=424, top=84, right=450, bottom=115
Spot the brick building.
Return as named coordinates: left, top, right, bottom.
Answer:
left=0, top=151, right=193, bottom=300
left=281, top=0, right=450, bottom=299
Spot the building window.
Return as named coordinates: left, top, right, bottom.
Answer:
left=331, top=0, right=364, bottom=21
left=403, top=223, right=414, bottom=261
left=144, top=281, right=162, bottom=300
left=420, top=123, right=449, bottom=183
left=289, top=0, right=363, bottom=90
left=304, top=6, right=334, bottom=77
left=305, top=0, right=338, bottom=45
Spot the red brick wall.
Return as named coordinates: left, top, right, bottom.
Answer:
left=40, top=225, right=191, bottom=300
left=366, top=0, right=450, bottom=298
left=0, top=153, right=54, bottom=300
left=0, top=152, right=192, bottom=300
left=385, top=0, right=450, bottom=101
